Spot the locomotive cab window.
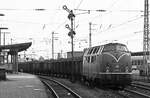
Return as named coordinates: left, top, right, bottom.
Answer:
left=96, top=47, right=100, bottom=53
left=103, top=44, right=128, bottom=52
left=103, top=45, right=115, bottom=52
left=116, top=45, right=128, bottom=52
left=87, top=49, right=91, bottom=54
left=98, top=46, right=103, bottom=54
left=87, top=48, right=94, bottom=55
left=93, top=47, right=100, bottom=54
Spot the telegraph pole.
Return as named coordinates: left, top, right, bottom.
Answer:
left=52, top=32, right=54, bottom=59
left=89, top=22, right=92, bottom=48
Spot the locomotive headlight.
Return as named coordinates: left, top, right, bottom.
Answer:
left=115, top=65, right=119, bottom=69
left=106, top=66, right=110, bottom=72
left=125, top=66, right=129, bottom=72
left=114, top=65, right=120, bottom=72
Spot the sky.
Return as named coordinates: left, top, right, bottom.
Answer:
left=0, top=0, right=146, bottom=59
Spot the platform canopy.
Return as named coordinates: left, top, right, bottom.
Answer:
left=0, top=42, right=32, bottom=54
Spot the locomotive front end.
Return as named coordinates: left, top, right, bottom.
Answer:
left=101, top=43, right=132, bottom=86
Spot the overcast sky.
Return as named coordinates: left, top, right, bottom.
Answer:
left=0, top=0, right=145, bottom=59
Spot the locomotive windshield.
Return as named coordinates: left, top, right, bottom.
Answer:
left=103, top=44, right=128, bottom=52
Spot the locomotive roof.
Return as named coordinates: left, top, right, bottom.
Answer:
left=104, top=43, right=126, bottom=46
left=85, top=43, right=126, bottom=49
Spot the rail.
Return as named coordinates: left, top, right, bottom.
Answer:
left=124, top=88, right=150, bottom=98
left=39, top=76, right=82, bottom=98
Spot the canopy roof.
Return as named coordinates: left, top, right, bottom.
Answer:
left=0, top=42, right=32, bottom=53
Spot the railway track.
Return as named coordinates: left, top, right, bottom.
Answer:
left=131, top=82, right=150, bottom=91
left=39, top=76, right=82, bottom=98
left=39, top=75, right=150, bottom=98
left=106, top=89, right=130, bottom=98
left=105, top=81, right=150, bottom=98
left=122, top=82, right=150, bottom=98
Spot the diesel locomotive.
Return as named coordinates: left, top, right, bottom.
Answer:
left=82, top=43, right=132, bottom=87
left=18, top=43, right=132, bottom=87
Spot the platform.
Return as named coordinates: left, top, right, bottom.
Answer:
left=0, top=73, right=48, bottom=98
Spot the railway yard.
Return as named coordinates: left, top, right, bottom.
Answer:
left=1, top=73, right=150, bottom=98
left=1, top=42, right=150, bottom=98
left=1, top=0, right=150, bottom=98
left=39, top=75, right=150, bottom=98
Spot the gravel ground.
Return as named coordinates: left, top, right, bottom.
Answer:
left=49, top=77, right=125, bottom=98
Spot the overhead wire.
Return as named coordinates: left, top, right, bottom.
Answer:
left=0, top=2, right=67, bottom=32
left=95, top=0, right=120, bottom=31
left=73, top=0, right=84, bottom=33
left=51, top=0, right=66, bottom=31
left=42, top=0, right=68, bottom=32
left=0, top=8, right=62, bottom=11
left=52, top=0, right=84, bottom=35
left=88, top=0, right=143, bottom=35
left=76, top=0, right=84, bottom=9
left=51, top=0, right=78, bottom=32
left=0, top=19, right=44, bottom=25
left=54, top=20, right=68, bottom=31
left=107, top=0, right=119, bottom=10
left=0, top=8, right=66, bottom=32
left=99, top=14, right=143, bottom=33
left=1, top=1, right=143, bottom=45
left=76, top=0, right=120, bottom=27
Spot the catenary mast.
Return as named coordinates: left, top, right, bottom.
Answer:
left=143, top=0, right=150, bottom=75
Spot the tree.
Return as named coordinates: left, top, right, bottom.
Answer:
left=39, top=56, right=44, bottom=61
